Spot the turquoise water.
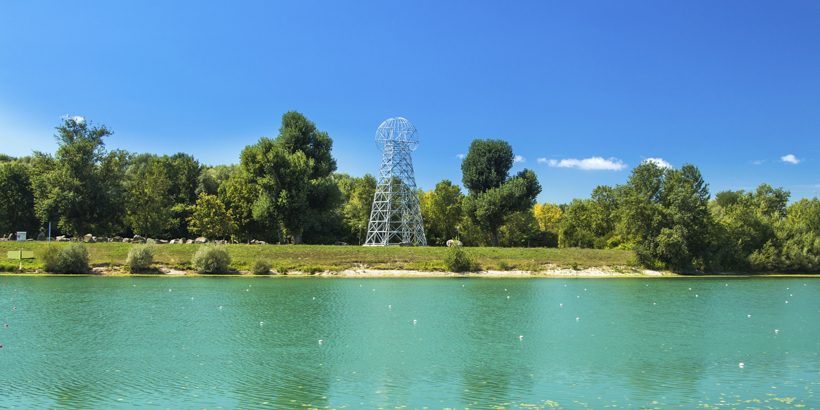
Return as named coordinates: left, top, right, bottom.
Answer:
left=0, top=276, right=818, bottom=409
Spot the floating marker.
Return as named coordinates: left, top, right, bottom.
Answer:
left=653, top=303, right=656, bottom=305
left=507, top=296, right=510, bottom=299
left=519, top=335, right=523, bottom=339
left=413, top=319, right=417, bottom=324
left=260, top=322, right=263, bottom=325
left=560, top=303, right=563, bottom=307
left=775, top=329, right=779, bottom=334
left=191, top=297, right=194, bottom=300
left=4, top=324, right=7, bottom=327
left=576, top=317, right=580, bottom=321
left=220, top=306, right=222, bottom=309
left=388, top=305, right=391, bottom=308
left=313, top=297, right=315, bottom=300
left=748, top=315, right=751, bottom=317
left=319, top=340, right=322, bottom=344
left=696, top=295, right=698, bottom=297
left=739, top=363, right=744, bottom=368
left=786, top=301, right=788, bottom=304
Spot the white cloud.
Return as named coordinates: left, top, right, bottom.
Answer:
left=514, top=155, right=525, bottom=163
left=547, top=156, right=627, bottom=171
left=60, top=115, right=85, bottom=123
left=752, top=160, right=765, bottom=165
left=456, top=154, right=465, bottom=159
left=642, top=157, right=673, bottom=169
left=781, top=154, right=800, bottom=164
left=537, top=158, right=547, bottom=164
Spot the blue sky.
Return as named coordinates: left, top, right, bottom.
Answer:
left=1, top=1, right=818, bottom=204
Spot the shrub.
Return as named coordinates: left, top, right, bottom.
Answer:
left=444, top=245, right=479, bottom=272
left=498, top=260, right=510, bottom=271
left=303, top=266, right=322, bottom=275
left=37, top=245, right=60, bottom=272
left=38, top=243, right=90, bottom=274
left=126, top=244, right=155, bottom=272
left=191, top=244, right=232, bottom=273
left=570, top=261, right=579, bottom=270
left=275, top=265, right=289, bottom=275
left=251, top=258, right=271, bottom=275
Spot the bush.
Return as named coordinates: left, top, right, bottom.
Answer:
left=303, top=266, right=323, bottom=275
left=444, top=244, right=480, bottom=272
left=126, top=244, right=155, bottom=272
left=251, top=258, right=271, bottom=275
left=37, top=245, right=60, bottom=272
left=191, top=244, right=232, bottom=273
left=570, top=261, right=578, bottom=270
left=275, top=265, right=289, bottom=275
left=37, top=243, right=90, bottom=274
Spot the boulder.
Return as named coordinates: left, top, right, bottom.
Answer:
left=83, top=234, right=94, bottom=243
left=158, top=239, right=169, bottom=245
left=122, top=238, right=132, bottom=243
left=334, top=241, right=348, bottom=246
left=37, top=232, right=46, bottom=241
left=146, top=238, right=156, bottom=245
left=195, top=237, right=208, bottom=244
left=56, top=236, right=70, bottom=242
left=112, top=236, right=122, bottom=243
left=186, top=239, right=194, bottom=244
left=399, top=241, right=412, bottom=247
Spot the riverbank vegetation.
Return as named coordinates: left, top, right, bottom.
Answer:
left=0, top=242, right=632, bottom=274
left=1, top=112, right=818, bottom=274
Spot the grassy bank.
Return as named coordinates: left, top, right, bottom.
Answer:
left=0, top=241, right=634, bottom=273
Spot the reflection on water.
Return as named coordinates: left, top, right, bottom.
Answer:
left=0, top=276, right=818, bottom=409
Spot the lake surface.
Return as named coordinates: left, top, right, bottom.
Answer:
left=0, top=276, right=818, bottom=409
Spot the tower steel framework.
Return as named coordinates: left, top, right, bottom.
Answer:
left=364, top=117, right=427, bottom=246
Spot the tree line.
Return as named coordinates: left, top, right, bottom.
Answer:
left=1, top=112, right=818, bottom=273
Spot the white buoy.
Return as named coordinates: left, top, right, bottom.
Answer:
left=739, top=363, right=744, bottom=368
left=696, top=295, right=698, bottom=297
left=220, top=306, right=222, bottom=309
left=373, top=289, right=375, bottom=291
left=748, top=314, right=750, bottom=317
left=413, top=319, right=417, bottom=324
left=576, top=317, right=580, bottom=321
left=653, top=303, right=656, bottom=305
left=319, top=339, right=322, bottom=344
left=389, top=305, right=391, bottom=308
left=519, top=335, right=523, bottom=339
left=260, top=322, right=263, bottom=325
left=775, top=329, right=779, bottom=334
left=507, top=296, right=510, bottom=299
left=786, top=301, right=789, bottom=304
left=191, top=297, right=194, bottom=300
left=560, top=303, right=563, bottom=307
left=313, top=297, right=315, bottom=300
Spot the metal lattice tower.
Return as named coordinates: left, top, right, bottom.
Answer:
left=364, top=117, right=427, bottom=246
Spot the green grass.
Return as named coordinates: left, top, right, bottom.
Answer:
left=0, top=241, right=634, bottom=274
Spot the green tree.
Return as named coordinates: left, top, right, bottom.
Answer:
left=241, top=111, right=337, bottom=244
left=461, top=139, right=515, bottom=195
left=125, top=159, right=174, bottom=238
left=218, top=170, right=260, bottom=244
left=188, top=194, right=235, bottom=240
left=420, top=180, right=464, bottom=246
left=31, top=118, right=128, bottom=237
left=0, top=161, right=39, bottom=236
left=462, top=139, right=541, bottom=247
left=616, top=161, right=711, bottom=272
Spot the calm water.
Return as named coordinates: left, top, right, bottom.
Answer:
left=0, top=276, right=818, bottom=409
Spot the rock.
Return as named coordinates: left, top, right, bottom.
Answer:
left=37, top=232, right=46, bottom=241
left=122, top=238, right=132, bottom=243
left=399, top=241, right=412, bottom=247
left=195, top=237, right=208, bottom=244
left=186, top=239, right=194, bottom=244
left=112, top=236, right=122, bottom=243
left=83, top=234, right=94, bottom=243
left=169, top=239, right=176, bottom=244
left=146, top=238, right=156, bottom=244
left=335, top=241, right=348, bottom=246
left=133, top=235, right=144, bottom=243
left=158, top=240, right=169, bottom=245
left=446, top=239, right=462, bottom=247
left=56, top=236, right=70, bottom=242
